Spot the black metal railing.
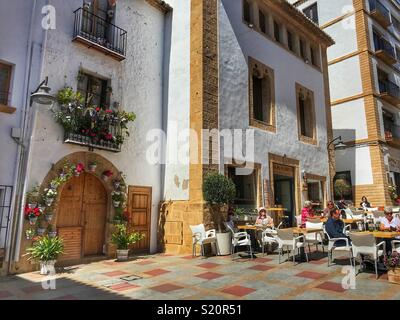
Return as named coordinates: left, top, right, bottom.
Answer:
left=0, top=186, right=13, bottom=252
left=0, top=91, right=10, bottom=105
left=369, top=0, right=391, bottom=22
left=73, top=7, right=127, bottom=57
left=374, top=34, right=396, bottom=58
left=379, top=79, right=400, bottom=99
left=64, top=123, right=122, bottom=152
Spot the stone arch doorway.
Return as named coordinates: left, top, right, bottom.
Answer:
left=57, top=173, right=107, bottom=261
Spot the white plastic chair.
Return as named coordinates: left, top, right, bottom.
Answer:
left=189, top=224, right=218, bottom=257
left=276, top=229, right=308, bottom=265
left=224, top=222, right=253, bottom=260
left=305, top=221, right=324, bottom=254
left=323, top=225, right=353, bottom=267
left=343, top=224, right=351, bottom=236
left=349, top=233, right=386, bottom=279
left=392, top=240, right=400, bottom=253
left=260, top=228, right=278, bottom=256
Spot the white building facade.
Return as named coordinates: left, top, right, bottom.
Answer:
left=291, top=0, right=400, bottom=206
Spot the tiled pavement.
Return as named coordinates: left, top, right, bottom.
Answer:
left=1, top=249, right=400, bottom=300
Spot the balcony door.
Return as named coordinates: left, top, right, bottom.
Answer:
left=82, top=0, right=110, bottom=40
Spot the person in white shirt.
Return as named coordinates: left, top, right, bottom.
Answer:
left=379, top=207, right=400, bottom=253
left=379, top=207, right=400, bottom=231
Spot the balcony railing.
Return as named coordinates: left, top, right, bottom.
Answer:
left=374, top=36, right=396, bottom=64
left=64, top=122, right=122, bottom=153
left=73, top=8, right=127, bottom=61
left=379, top=79, right=400, bottom=105
left=369, top=0, right=392, bottom=28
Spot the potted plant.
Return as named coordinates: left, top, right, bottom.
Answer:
left=37, top=221, right=47, bottom=236
left=111, top=191, right=124, bottom=208
left=26, top=185, right=40, bottom=208
left=47, top=225, right=57, bottom=238
left=88, top=161, right=98, bottom=172
left=24, top=206, right=41, bottom=225
left=113, top=179, right=121, bottom=190
left=385, top=252, right=400, bottom=284
left=25, top=236, right=64, bottom=275
left=25, top=228, right=35, bottom=240
left=45, top=212, right=54, bottom=222
left=111, top=224, right=144, bottom=261
left=43, top=188, right=57, bottom=206
left=102, top=170, right=113, bottom=181
left=202, top=172, right=236, bottom=256
left=72, top=163, right=85, bottom=176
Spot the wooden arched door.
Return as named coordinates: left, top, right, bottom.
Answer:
left=57, top=173, right=107, bottom=262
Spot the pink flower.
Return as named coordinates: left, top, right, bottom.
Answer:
left=105, top=109, right=113, bottom=114
left=76, top=163, right=85, bottom=173
left=95, top=107, right=100, bottom=112
left=105, top=133, right=113, bottom=140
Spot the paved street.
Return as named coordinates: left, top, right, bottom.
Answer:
left=1, top=249, right=399, bottom=300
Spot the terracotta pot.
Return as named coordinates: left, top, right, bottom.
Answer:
left=39, top=260, right=56, bottom=275
left=116, top=249, right=129, bottom=261
left=388, top=268, right=400, bottom=285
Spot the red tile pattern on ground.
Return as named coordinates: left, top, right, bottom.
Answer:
left=135, top=260, right=156, bottom=265
left=102, top=270, right=129, bottom=277
left=296, top=271, right=328, bottom=280
left=197, top=262, right=220, bottom=269
left=150, top=283, right=183, bottom=293
left=316, top=281, right=346, bottom=293
left=221, top=285, right=256, bottom=297
left=143, top=269, right=170, bottom=276
left=109, top=282, right=140, bottom=292
left=248, top=265, right=275, bottom=271
left=195, top=272, right=224, bottom=280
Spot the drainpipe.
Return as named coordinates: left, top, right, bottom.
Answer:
left=6, top=0, right=49, bottom=272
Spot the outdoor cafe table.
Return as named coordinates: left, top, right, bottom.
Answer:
left=320, top=217, right=364, bottom=224
left=355, top=231, right=400, bottom=239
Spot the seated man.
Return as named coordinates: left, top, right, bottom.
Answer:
left=325, top=209, right=350, bottom=247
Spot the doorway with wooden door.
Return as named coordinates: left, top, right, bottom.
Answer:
left=126, top=186, right=152, bottom=253
left=57, top=173, right=108, bottom=262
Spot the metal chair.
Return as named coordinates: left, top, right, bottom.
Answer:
left=343, top=224, right=351, bottom=236
left=324, top=226, right=353, bottom=267
left=224, top=222, right=253, bottom=260
left=305, top=221, right=325, bottom=254
left=392, top=240, right=400, bottom=254
left=276, top=229, right=308, bottom=265
left=189, top=224, right=218, bottom=257
left=260, top=228, right=278, bottom=256
left=349, top=233, right=386, bottom=279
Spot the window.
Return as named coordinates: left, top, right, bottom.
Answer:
left=259, top=10, right=267, bottom=34
left=299, top=38, right=307, bottom=60
left=393, top=15, right=400, bottom=32
left=249, top=58, right=275, bottom=130
left=310, top=46, right=319, bottom=67
left=307, top=181, right=324, bottom=205
left=287, top=30, right=295, bottom=52
left=77, top=72, right=110, bottom=107
left=0, top=63, right=12, bottom=105
left=296, top=84, right=316, bottom=142
left=243, top=0, right=252, bottom=24
left=274, top=21, right=281, bottom=43
left=227, top=166, right=258, bottom=208
left=303, top=3, right=319, bottom=25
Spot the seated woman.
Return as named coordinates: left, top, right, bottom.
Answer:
left=379, top=207, right=400, bottom=253
left=301, top=200, right=315, bottom=227
left=360, top=196, right=371, bottom=210
left=323, top=200, right=336, bottom=218
left=255, top=207, right=274, bottom=228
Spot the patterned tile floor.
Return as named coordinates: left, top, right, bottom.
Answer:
left=1, top=249, right=399, bottom=300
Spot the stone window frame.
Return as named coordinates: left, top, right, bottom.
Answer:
left=296, top=82, right=317, bottom=145
left=248, top=57, right=276, bottom=133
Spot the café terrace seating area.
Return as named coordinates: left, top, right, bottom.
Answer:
left=190, top=205, right=400, bottom=282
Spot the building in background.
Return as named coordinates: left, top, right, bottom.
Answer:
left=290, top=0, right=400, bottom=206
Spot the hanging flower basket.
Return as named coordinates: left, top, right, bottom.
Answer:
left=45, top=198, right=54, bottom=207
left=37, top=227, right=46, bottom=236
left=88, top=162, right=97, bottom=172
left=102, top=170, right=113, bottom=181
left=28, top=203, right=37, bottom=209
left=45, top=214, right=54, bottom=222
left=48, top=231, right=57, bottom=238
left=113, top=201, right=121, bottom=208
left=29, top=216, right=38, bottom=225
